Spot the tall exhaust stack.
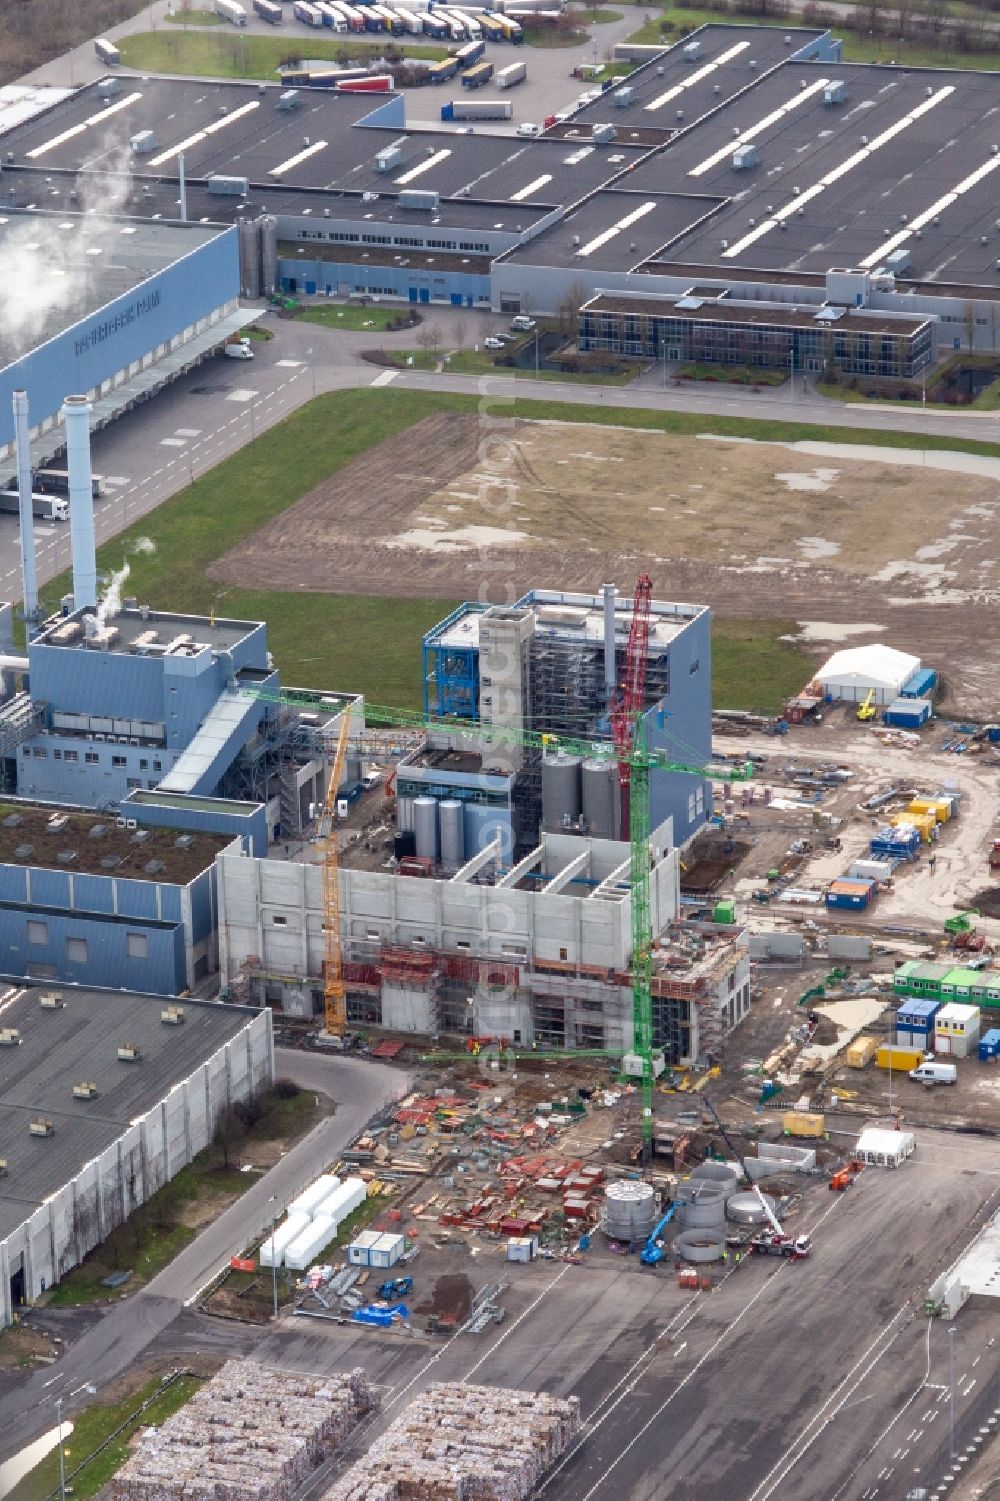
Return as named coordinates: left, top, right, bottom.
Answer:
left=63, top=396, right=97, bottom=612
left=602, top=582, right=617, bottom=707
left=12, top=389, right=39, bottom=627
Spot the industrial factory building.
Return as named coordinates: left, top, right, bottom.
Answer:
left=218, top=820, right=750, bottom=1062
left=0, top=983, right=272, bottom=1327
left=4, top=26, right=1000, bottom=371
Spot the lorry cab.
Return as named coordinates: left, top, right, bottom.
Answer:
left=909, top=1061, right=958, bottom=1085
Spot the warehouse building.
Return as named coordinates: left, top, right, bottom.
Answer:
left=5, top=24, right=1000, bottom=373
left=218, top=820, right=750, bottom=1061
left=0, top=983, right=272, bottom=1326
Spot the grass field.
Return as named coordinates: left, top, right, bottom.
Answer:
left=36, top=389, right=1000, bottom=710
left=165, top=6, right=222, bottom=22
left=627, top=3, right=1000, bottom=68
left=378, top=347, right=641, bottom=384
left=7, top=1375, right=201, bottom=1501
left=296, top=303, right=420, bottom=333
left=118, top=29, right=447, bottom=76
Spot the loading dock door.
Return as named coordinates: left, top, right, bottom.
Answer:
left=409, top=287, right=418, bottom=302
left=419, top=288, right=430, bottom=304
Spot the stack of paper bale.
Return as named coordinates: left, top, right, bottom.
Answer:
left=322, top=1383, right=580, bottom=1501
left=113, top=1360, right=376, bottom=1501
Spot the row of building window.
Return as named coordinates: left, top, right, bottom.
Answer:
left=26, top=922, right=148, bottom=960
left=297, top=229, right=490, bottom=252
left=24, top=746, right=164, bottom=772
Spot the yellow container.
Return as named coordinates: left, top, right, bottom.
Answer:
left=846, top=1036, right=877, bottom=1069
left=782, top=1110, right=825, bottom=1138
left=909, top=797, right=950, bottom=824
left=876, top=1044, right=923, bottom=1071
left=892, top=812, right=936, bottom=843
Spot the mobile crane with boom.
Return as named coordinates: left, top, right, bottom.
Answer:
left=701, top=1096, right=811, bottom=1261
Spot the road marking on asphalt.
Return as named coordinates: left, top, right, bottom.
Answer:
left=174, top=428, right=202, bottom=437
left=275, top=359, right=302, bottom=368
left=226, top=389, right=258, bottom=402
left=160, top=437, right=187, bottom=447
left=370, top=371, right=397, bottom=387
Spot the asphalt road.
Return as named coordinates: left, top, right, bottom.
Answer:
left=4, top=308, right=998, bottom=613
left=0, top=1049, right=410, bottom=1467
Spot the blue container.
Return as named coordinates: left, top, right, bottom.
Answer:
left=901, top=668, right=937, bottom=698
left=883, top=698, right=932, bottom=728
left=897, top=997, right=940, bottom=1046
left=978, top=1028, right=1000, bottom=1061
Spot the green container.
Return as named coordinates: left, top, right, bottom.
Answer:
left=714, top=899, right=736, bottom=925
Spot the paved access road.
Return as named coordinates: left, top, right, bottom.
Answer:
left=0, top=1049, right=410, bottom=1466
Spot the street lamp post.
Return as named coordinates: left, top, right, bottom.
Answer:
left=269, top=1195, right=279, bottom=1320
left=949, top=1324, right=957, bottom=1458
left=56, top=1396, right=66, bottom=1501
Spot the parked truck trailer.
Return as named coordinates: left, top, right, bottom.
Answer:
left=441, top=96, right=512, bottom=119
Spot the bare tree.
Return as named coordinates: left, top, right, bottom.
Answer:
left=215, top=1104, right=248, bottom=1170
left=453, top=318, right=467, bottom=355
left=416, top=322, right=442, bottom=365
left=964, top=301, right=977, bottom=353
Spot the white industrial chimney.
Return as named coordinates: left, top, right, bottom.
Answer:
left=62, top=396, right=97, bottom=612
left=12, top=389, right=38, bottom=626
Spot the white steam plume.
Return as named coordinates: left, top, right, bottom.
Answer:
left=97, top=537, right=156, bottom=626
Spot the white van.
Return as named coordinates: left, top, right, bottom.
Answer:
left=909, top=1061, right=957, bottom=1086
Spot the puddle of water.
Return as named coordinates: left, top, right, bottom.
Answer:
left=787, top=621, right=886, bottom=643
left=0, top=1421, right=73, bottom=1496
left=775, top=468, right=840, bottom=493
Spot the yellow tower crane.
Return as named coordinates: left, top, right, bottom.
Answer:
left=318, top=711, right=352, bottom=1039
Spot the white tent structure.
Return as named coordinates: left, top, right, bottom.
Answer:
left=816, top=644, right=920, bottom=705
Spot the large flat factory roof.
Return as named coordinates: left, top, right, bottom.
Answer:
left=0, top=985, right=256, bottom=1240
left=503, top=188, right=725, bottom=271
left=432, top=594, right=706, bottom=652
left=0, top=803, right=229, bottom=882
left=624, top=60, right=1000, bottom=287
left=0, top=214, right=225, bottom=372
left=33, top=607, right=261, bottom=657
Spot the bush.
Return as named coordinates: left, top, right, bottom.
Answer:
left=273, top=1078, right=301, bottom=1100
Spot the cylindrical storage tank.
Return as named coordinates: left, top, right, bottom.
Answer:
left=690, top=1161, right=740, bottom=1193
left=393, top=831, right=416, bottom=860
left=238, top=218, right=261, bottom=297
left=677, top=1182, right=727, bottom=1232
left=542, top=753, right=581, bottom=830
left=397, top=796, right=415, bottom=834
left=581, top=758, right=617, bottom=839
left=259, top=214, right=279, bottom=295
left=675, top=1231, right=725, bottom=1263
left=413, top=796, right=438, bottom=860
left=603, top=1179, right=657, bottom=1243
left=727, top=1191, right=777, bottom=1227
left=439, top=799, right=464, bottom=869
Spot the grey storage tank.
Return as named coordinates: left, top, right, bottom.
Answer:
left=439, top=799, right=464, bottom=869
left=259, top=215, right=278, bottom=297
left=413, top=797, right=438, bottom=861
left=396, top=796, right=415, bottom=834
left=542, top=753, right=581, bottom=829
left=581, top=758, right=617, bottom=839
left=604, top=1179, right=657, bottom=1243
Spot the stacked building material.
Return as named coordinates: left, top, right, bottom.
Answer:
left=113, top=1360, right=376, bottom=1501
left=322, top=1383, right=580, bottom=1501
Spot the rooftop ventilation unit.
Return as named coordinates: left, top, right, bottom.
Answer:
left=613, top=86, right=633, bottom=107
left=2, top=813, right=22, bottom=829
left=57, top=849, right=77, bottom=864
left=73, top=1081, right=99, bottom=1100
left=98, top=78, right=118, bottom=98
left=592, top=123, right=616, bottom=144
left=885, top=247, right=911, bottom=274
left=39, top=993, right=65, bottom=1010
left=683, top=40, right=701, bottom=61
left=208, top=175, right=250, bottom=196
left=145, top=858, right=166, bottom=875
left=823, top=80, right=846, bottom=104
left=732, top=143, right=757, bottom=170
left=89, top=823, right=108, bottom=839
left=277, top=90, right=300, bottom=111
left=129, top=130, right=157, bottom=155
left=132, top=829, right=152, bottom=844
left=0, top=1029, right=21, bottom=1047
left=48, top=814, right=69, bottom=833
left=100, top=855, right=121, bottom=870
left=161, top=1005, right=186, bottom=1025
left=29, top=1119, right=55, bottom=1137
left=399, top=188, right=439, bottom=211
left=0, top=1160, right=7, bottom=1177
left=13, top=844, right=33, bottom=860
left=117, top=1043, right=142, bottom=1063
left=174, top=834, right=195, bottom=849
left=376, top=144, right=404, bottom=172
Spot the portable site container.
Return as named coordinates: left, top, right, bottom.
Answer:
left=846, top=1036, right=878, bottom=1068
left=978, top=1027, right=1000, bottom=1061
left=895, top=997, right=940, bottom=1048
left=259, top=1211, right=309, bottom=1267
left=891, top=811, right=936, bottom=843
left=848, top=858, right=894, bottom=884
left=900, top=667, right=937, bottom=699
left=782, top=1111, right=825, bottom=1139
left=348, top=1230, right=383, bottom=1266
left=883, top=698, right=932, bottom=729
left=908, top=796, right=949, bottom=823
left=285, top=1213, right=337, bottom=1271
left=826, top=877, right=876, bottom=911
left=876, top=1044, right=924, bottom=1072
left=289, top=1173, right=340, bottom=1219
left=939, top=969, right=980, bottom=1001
left=871, top=825, right=920, bottom=858
left=369, top=1232, right=405, bottom=1269
left=892, top=960, right=951, bottom=999
left=507, top=1235, right=538, bottom=1262
left=935, top=1001, right=981, bottom=1057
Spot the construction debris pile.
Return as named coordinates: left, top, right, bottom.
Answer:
left=322, top=1383, right=581, bottom=1501
left=113, top=1361, right=377, bottom=1501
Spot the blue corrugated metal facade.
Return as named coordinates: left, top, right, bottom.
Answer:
left=0, top=855, right=228, bottom=993
left=644, top=607, right=712, bottom=847
left=127, top=793, right=269, bottom=859
left=0, top=227, right=239, bottom=452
